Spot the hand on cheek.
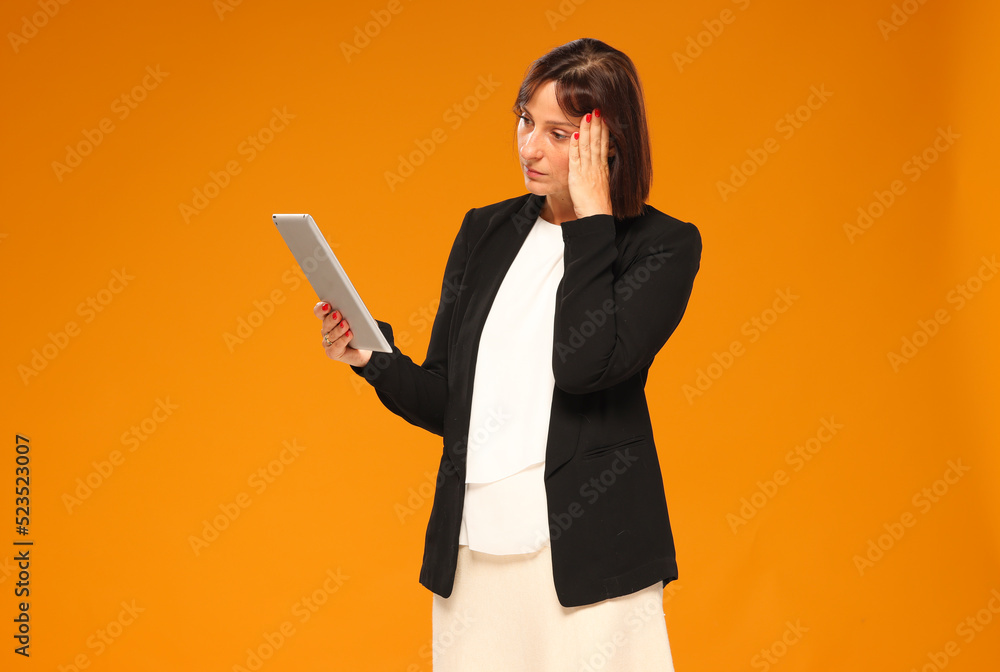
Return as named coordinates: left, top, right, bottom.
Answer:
left=568, top=108, right=613, bottom=219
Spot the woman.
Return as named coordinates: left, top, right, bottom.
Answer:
left=315, top=37, right=701, bottom=671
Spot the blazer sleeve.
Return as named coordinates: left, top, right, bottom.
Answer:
left=346, top=207, right=474, bottom=437
left=552, top=212, right=702, bottom=394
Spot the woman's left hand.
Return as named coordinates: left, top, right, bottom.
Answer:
left=568, top=108, right=613, bottom=220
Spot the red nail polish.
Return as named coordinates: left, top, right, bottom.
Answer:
left=585, top=113, right=592, bottom=122
left=321, top=303, right=330, bottom=312
left=332, top=311, right=339, bottom=320
left=573, top=132, right=579, bottom=140
left=595, top=109, right=600, bottom=117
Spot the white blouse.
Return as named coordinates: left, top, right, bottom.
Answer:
left=458, top=214, right=565, bottom=555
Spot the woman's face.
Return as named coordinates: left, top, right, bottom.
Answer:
left=516, top=80, right=581, bottom=204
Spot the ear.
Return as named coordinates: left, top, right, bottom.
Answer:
left=608, top=141, right=617, bottom=158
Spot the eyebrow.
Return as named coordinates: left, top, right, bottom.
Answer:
left=520, top=107, right=578, bottom=128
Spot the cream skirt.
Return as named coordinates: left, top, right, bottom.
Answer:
left=431, top=544, right=675, bottom=671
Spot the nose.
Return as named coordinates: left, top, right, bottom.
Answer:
left=519, top=129, right=542, bottom=160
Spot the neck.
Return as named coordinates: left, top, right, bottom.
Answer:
left=540, top=195, right=575, bottom=226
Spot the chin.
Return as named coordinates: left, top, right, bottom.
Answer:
left=523, top=180, right=549, bottom=196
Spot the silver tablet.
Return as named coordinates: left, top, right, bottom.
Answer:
left=273, top=213, right=392, bottom=353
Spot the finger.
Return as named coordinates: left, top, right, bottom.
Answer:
left=324, top=334, right=343, bottom=358
left=338, top=317, right=351, bottom=340
left=327, top=332, right=353, bottom=360
left=579, top=112, right=592, bottom=166
left=322, top=308, right=344, bottom=334
left=314, top=301, right=334, bottom=320
left=319, top=312, right=344, bottom=339
left=596, top=111, right=608, bottom=166
left=322, top=319, right=349, bottom=348
left=570, top=127, right=580, bottom=170
left=591, top=110, right=606, bottom=166
left=334, top=320, right=353, bottom=346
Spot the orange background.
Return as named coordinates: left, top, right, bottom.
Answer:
left=3, top=0, right=999, bottom=669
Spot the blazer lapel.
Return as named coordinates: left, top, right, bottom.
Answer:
left=446, top=193, right=547, bottom=471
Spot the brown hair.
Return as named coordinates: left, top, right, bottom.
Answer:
left=513, top=38, right=652, bottom=220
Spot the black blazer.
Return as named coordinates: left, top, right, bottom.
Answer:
left=350, top=191, right=702, bottom=607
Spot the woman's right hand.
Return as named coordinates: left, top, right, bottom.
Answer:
left=314, top=301, right=373, bottom=368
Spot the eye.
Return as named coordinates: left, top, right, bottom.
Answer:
left=518, top=114, right=569, bottom=140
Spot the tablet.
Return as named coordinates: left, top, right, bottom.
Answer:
left=273, top=213, right=392, bottom=353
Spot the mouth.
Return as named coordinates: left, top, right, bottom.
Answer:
left=524, top=165, right=545, bottom=176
